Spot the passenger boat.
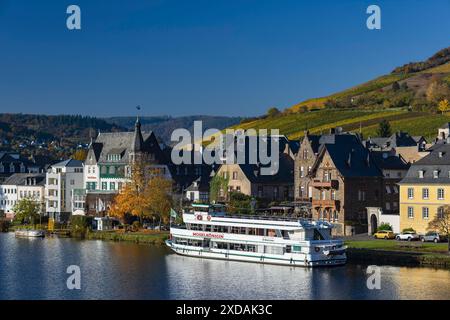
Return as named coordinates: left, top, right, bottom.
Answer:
left=15, top=229, right=45, bottom=238
left=166, top=204, right=346, bottom=267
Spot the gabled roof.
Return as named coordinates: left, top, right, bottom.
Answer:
left=399, top=144, right=450, bottom=184
left=370, top=151, right=410, bottom=170
left=52, top=159, right=83, bottom=168
left=237, top=153, right=294, bottom=184
left=313, top=134, right=382, bottom=178
left=2, top=173, right=46, bottom=186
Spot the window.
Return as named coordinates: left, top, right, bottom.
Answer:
left=422, top=188, right=429, bottom=200
left=408, top=188, right=414, bottom=199
left=393, top=186, right=399, bottom=194
left=386, top=186, right=391, bottom=194
left=408, top=207, right=414, bottom=219
left=438, top=207, right=444, bottom=219
left=331, top=190, right=336, bottom=200
left=70, top=179, right=75, bottom=185
left=433, top=170, right=439, bottom=179
left=385, top=203, right=391, bottom=210
left=321, top=190, right=326, bottom=200
left=438, top=188, right=445, bottom=200
left=300, top=166, right=304, bottom=178
left=422, top=207, right=429, bottom=219
left=102, top=182, right=107, bottom=190
left=236, top=186, right=241, bottom=192
left=110, top=182, right=116, bottom=190
left=232, top=171, right=238, bottom=180
left=418, top=170, right=424, bottom=178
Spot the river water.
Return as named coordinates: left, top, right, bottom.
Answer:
left=0, top=233, right=449, bottom=300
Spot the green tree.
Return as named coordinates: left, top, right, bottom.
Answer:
left=392, top=81, right=400, bottom=91
left=13, top=198, right=42, bottom=226
left=266, top=107, right=280, bottom=118
left=228, top=192, right=253, bottom=214
left=209, top=175, right=229, bottom=203
left=376, top=119, right=392, bottom=137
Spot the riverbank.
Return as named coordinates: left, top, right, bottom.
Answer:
left=85, top=230, right=169, bottom=245
left=345, top=240, right=450, bottom=269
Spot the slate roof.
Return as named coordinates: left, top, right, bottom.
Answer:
left=399, top=143, right=450, bottom=184
left=370, top=151, right=410, bottom=170
left=366, top=131, right=418, bottom=149
left=237, top=153, right=294, bottom=184
left=315, top=134, right=383, bottom=178
left=52, top=158, right=83, bottom=168
left=2, top=173, right=46, bottom=186
left=186, top=176, right=211, bottom=192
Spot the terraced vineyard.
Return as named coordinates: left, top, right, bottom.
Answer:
left=232, top=109, right=443, bottom=141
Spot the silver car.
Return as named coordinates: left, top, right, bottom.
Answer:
left=420, top=232, right=447, bottom=243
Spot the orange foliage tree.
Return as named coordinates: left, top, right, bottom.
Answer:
left=109, top=159, right=173, bottom=226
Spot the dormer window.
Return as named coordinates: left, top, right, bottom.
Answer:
left=418, top=170, right=424, bottom=178
left=433, top=170, right=439, bottom=179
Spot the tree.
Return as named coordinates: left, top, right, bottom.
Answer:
left=209, top=174, right=229, bottom=203
left=13, top=198, right=42, bottom=227
left=392, top=81, right=400, bottom=91
left=428, top=206, right=450, bottom=253
left=228, top=191, right=253, bottom=214
left=426, top=79, right=450, bottom=104
left=438, top=99, right=450, bottom=114
left=266, top=107, right=280, bottom=118
left=376, top=119, right=392, bottom=137
left=109, top=159, right=173, bottom=226
left=72, top=149, right=88, bottom=161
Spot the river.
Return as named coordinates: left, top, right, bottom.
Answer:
left=0, top=233, right=449, bottom=300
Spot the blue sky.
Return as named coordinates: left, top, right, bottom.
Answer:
left=0, top=0, right=449, bottom=117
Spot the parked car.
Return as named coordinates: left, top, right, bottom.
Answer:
left=373, top=230, right=396, bottom=239
left=395, top=231, right=420, bottom=241
left=420, top=232, right=448, bottom=243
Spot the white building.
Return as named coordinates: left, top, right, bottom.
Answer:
left=45, top=159, right=84, bottom=222
left=0, top=173, right=45, bottom=220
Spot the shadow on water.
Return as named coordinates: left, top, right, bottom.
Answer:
left=0, top=233, right=449, bottom=300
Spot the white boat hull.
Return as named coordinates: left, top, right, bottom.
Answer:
left=15, top=230, right=45, bottom=238
left=166, top=240, right=346, bottom=267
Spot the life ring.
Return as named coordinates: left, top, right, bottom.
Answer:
left=196, top=215, right=203, bottom=221
left=207, top=215, right=211, bottom=221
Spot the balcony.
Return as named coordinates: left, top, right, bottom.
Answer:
left=310, top=179, right=338, bottom=188
left=312, top=199, right=340, bottom=209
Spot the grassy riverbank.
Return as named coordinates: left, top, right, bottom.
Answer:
left=85, top=230, right=169, bottom=245
left=345, top=240, right=450, bottom=269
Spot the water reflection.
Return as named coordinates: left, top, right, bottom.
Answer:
left=0, top=233, right=449, bottom=300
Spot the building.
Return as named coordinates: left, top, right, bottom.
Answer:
left=45, top=159, right=84, bottom=222
left=294, top=129, right=349, bottom=201
left=308, top=134, right=384, bottom=235
left=185, top=176, right=211, bottom=203
left=0, top=173, right=45, bottom=220
left=398, top=143, right=450, bottom=234
left=370, top=150, right=410, bottom=215
left=365, top=131, right=427, bottom=163
left=215, top=153, right=294, bottom=202
left=83, top=118, right=172, bottom=216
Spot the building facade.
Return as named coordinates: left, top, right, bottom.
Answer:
left=399, top=143, right=450, bottom=234
left=45, top=159, right=84, bottom=222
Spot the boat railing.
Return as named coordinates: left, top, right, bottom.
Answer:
left=185, top=211, right=310, bottom=223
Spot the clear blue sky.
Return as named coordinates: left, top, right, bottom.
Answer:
left=0, top=0, right=449, bottom=117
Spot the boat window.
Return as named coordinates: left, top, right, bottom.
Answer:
left=205, top=225, right=212, bottom=232
left=293, top=245, right=301, bottom=252
left=286, top=245, right=292, bottom=253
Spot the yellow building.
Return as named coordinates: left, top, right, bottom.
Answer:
left=398, top=144, right=450, bottom=234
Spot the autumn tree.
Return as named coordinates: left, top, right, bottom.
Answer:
left=426, top=79, right=450, bottom=105
left=438, top=99, right=450, bottom=114
left=13, top=197, right=42, bottom=227
left=72, top=149, right=88, bottom=161
left=428, top=205, right=450, bottom=253
left=109, top=159, right=173, bottom=227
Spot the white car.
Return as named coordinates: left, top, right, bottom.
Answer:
left=395, top=231, right=420, bottom=241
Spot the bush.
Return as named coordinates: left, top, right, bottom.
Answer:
left=377, top=223, right=392, bottom=231
left=402, top=227, right=416, bottom=233
left=69, top=215, right=93, bottom=238
left=132, top=221, right=141, bottom=232
left=0, top=219, right=10, bottom=232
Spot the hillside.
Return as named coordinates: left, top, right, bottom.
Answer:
left=233, top=46, right=450, bottom=141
